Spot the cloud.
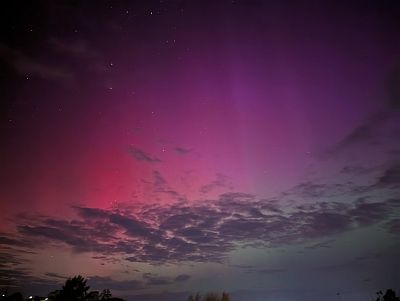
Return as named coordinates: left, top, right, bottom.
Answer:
left=0, top=43, right=74, bottom=84
left=49, top=37, right=94, bottom=57
left=340, top=165, right=373, bottom=175
left=385, top=66, right=400, bottom=108
left=142, top=273, right=171, bottom=286
left=174, top=274, right=190, bottom=282
left=88, top=276, right=143, bottom=291
left=289, top=181, right=357, bottom=199
left=328, top=67, right=400, bottom=156
left=350, top=201, right=391, bottom=226
left=0, top=263, right=59, bottom=294
left=153, top=170, right=168, bottom=190
left=140, top=273, right=190, bottom=286
left=386, top=219, right=400, bottom=235
left=199, top=173, right=231, bottom=194
left=256, top=268, right=286, bottom=274
left=44, top=272, right=66, bottom=280
left=128, top=145, right=162, bottom=163
left=122, top=291, right=189, bottom=301
left=175, top=147, right=192, bottom=155
left=304, top=239, right=335, bottom=250
left=375, top=164, right=400, bottom=188
left=2, top=193, right=399, bottom=266
left=0, top=234, right=33, bottom=248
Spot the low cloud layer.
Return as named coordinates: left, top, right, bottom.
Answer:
left=2, top=193, right=398, bottom=268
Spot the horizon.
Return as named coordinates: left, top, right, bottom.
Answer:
left=0, top=1, right=400, bottom=301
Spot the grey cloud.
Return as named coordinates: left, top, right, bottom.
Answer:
left=49, top=37, right=94, bottom=57
left=88, top=276, right=143, bottom=291
left=45, top=272, right=66, bottom=279
left=376, top=164, right=400, bottom=188
left=304, top=239, right=335, bottom=250
left=0, top=43, right=74, bottom=83
left=0, top=234, right=33, bottom=248
left=150, top=170, right=184, bottom=200
left=109, top=213, right=153, bottom=238
left=385, top=66, right=400, bottom=108
left=256, top=268, right=286, bottom=274
left=153, top=170, right=167, bottom=190
left=128, top=145, right=162, bottom=163
left=175, top=147, right=192, bottom=155
left=199, top=173, right=230, bottom=194
left=386, top=219, right=400, bottom=235
left=350, top=201, right=390, bottom=226
left=334, top=125, right=374, bottom=151
left=340, top=165, right=373, bottom=175
left=174, top=274, right=190, bottom=282
left=142, top=273, right=170, bottom=286
left=3, top=194, right=399, bottom=265
left=327, top=67, right=400, bottom=155
left=122, top=291, right=189, bottom=301
left=290, top=181, right=354, bottom=199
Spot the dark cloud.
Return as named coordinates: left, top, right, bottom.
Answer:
left=289, top=181, right=355, bottom=199
left=153, top=170, right=167, bottom=190
left=350, top=201, right=390, bottom=226
left=219, top=192, right=255, bottom=201
left=304, top=239, right=335, bottom=250
left=200, top=173, right=231, bottom=194
left=44, top=272, right=66, bottom=279
left=0, top=43, right=74, bottom=83
left=88, top=276, right=143, bottom=291
left=256, top=268, right=286, bottom=274
left=385, top=66, right=400, bottom=108
left=386, top=219, right=400, bottom=235
left=376, top=164, right=400, bottom=188
left=122, top=291, right=189, bottom=301
left=340, top=165, right=373, bottom=175
left=2, top=194, right=399, bottom=266
left=334, top=125, right=374, bottom=151
left=108, top=213, right=154, bottom=238
left=175, top=147, right=192, bottom=155
left=0, top=234, right=32, bottom=248
left=0, top=264, right=59, bottom=295
left=327, top=67, right=400, bottom=156
left=48, top=37, right=94, bottom=58
left=142, top=273, right=171, bottom=286
left=149, top=170, right=184, bottom=200
left=174, top=274, right=190, bottom=282
left=128, top=145, right=162, bottom=163
left=229, top=264, right=255, bottom=269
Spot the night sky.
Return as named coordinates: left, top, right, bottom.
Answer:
left=1, top=1, right=400, bottom=300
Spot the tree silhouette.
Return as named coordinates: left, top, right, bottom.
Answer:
left=4, top=293, right=22, bottom=301
left=221, top=292, right=230, bottom=301
left=376, top=289, right=400, bottom=301
left=187, top=292, right=201, bottom=301
left=203, top=293, right=220, bottom=301
left=100, top=289, right=112, bottom=301
left=57, top=275, right=90, bottom=301
left=187, top=292, right=229, bottom=301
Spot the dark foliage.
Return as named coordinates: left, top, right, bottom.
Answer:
left=376, top=289, right=400, bottom=301
left=187, top=292, right=230, bottom=301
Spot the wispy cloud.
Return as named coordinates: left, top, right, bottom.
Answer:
left=199, top=173, right=232, bottom=194
left=128, top=145, right=162, bottom=163
left=3, top=193, right=399, bottom=266
left=175, top=147, right=193, bottom=155
left=88, top=276, right=143, bottom=291
left=328, top=67, right=400, bottom=155
left=0, top=43, right=74, bottom=84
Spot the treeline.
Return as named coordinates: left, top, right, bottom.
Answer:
left=1, top=276, right=124, bottom=301
left=1, top=275, right=399, bottom=301
left=187, top=292, right=230, bottom=301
